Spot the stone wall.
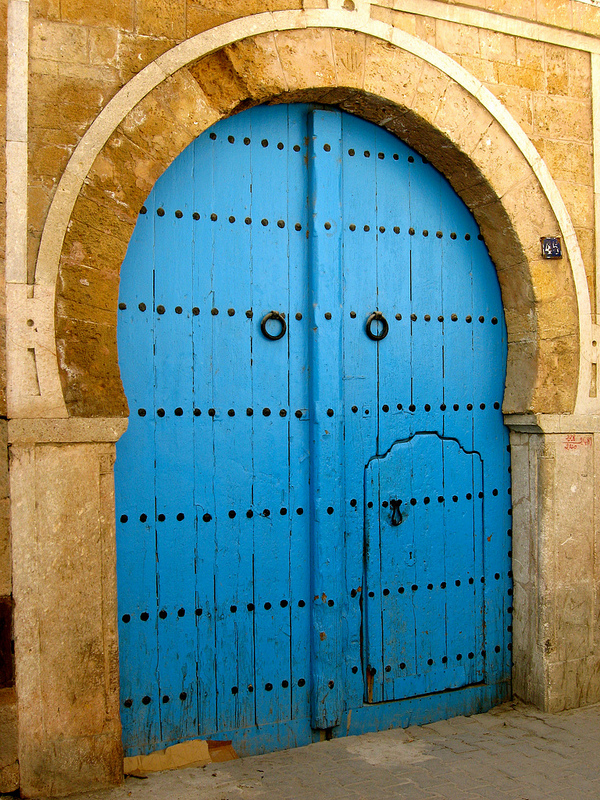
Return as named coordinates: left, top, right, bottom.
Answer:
left=22, top=2, right=597, bottom=419
left=26, top=2, right=597, bottom=301
left=375, top=8, right=595, bottom=311
left=510, top=416, right=600, bottom=712
left=54, top=31, right=580, bottom=418
left=0, top=0, right=15, bottom=792
left=10, top=431, right=124, bottom=796
left=18, top=1, right=600, bottom=410
left=4, top=0, right=600, bottom=796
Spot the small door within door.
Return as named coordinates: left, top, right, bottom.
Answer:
left=364, top=434, right=485, bottom=703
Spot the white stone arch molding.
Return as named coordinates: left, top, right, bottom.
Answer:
left=32, top=5, right=594, bottom=416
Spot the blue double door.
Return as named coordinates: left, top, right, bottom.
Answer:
left=116, top=104, right=512, bottom=758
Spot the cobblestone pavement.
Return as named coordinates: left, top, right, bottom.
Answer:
left=33, top=701, right=600, bottom=800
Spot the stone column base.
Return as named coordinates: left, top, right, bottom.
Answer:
left=507, top=414, right=600, bottom=712
left=10, top=419, right=127, bottom=798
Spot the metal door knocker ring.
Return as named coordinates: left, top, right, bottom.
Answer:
left=260, top=310, right=287, bottom=340
left=365, top=311, right=389, bottom=341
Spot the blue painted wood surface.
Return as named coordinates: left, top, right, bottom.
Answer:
left=115, top=104, right=511, bottom=758
left=308, top=109, right=345, bottom=729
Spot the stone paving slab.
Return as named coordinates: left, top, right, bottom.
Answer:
left=12, top=700, right=600, bottom=800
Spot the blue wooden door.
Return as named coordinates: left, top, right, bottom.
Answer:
left=115, top=104, right=511, bottom=758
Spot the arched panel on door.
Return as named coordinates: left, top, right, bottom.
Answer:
left=115, top=103, right=511, bottom=759
left=364, top=434, right=485, bottom=704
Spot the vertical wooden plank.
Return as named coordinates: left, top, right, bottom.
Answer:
left=366, top=132, right=412, bottom=704
left=373, top=129, right=413, bottom=454
left=405, top=436, right=445, bottom=697
left=286, top=106, right=312, bottom=725
left=208, top=113, right=255, bottom=734
left=339, top=114, right=379, bottom=711
left=437, top=199, right=481, bottom=690
left=308, top=108, right=344, bottom=729
left=116, top=193, right=160, bottom=754
left=370, top=441, right=415, bottom=702
left=440, top=193, right=475, bottom=451
left=441, top=440, right=484, bottom=689
left=363, top=457, right=383, bottom=702
left=250, top=105, right=293, bottom=731
left=470, top=232, right=512, bottom=688
left=152, top=142, right=198, bottom=745
left=191, top=129, right=218, bottom=738
left=386, top=442, right=419, bottom=698
left=408, top=159, right=444, bottom=437
left=471, top=454, right=486, bottom=685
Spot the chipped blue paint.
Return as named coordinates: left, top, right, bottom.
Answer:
left=115, top=104, right=511, bottom=758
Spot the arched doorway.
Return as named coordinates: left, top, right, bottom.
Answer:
left=115, top=103, right=511, bottom=758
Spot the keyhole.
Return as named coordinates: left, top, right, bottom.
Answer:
left=389, top=498, right=403, bottom=526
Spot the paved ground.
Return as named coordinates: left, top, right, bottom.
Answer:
left=26, top=701, right=600, bottom=799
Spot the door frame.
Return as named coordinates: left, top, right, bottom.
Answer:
left=114, top=103, right=512, bottom=756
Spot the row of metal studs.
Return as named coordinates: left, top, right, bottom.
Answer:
left=121, top=599, right=304, bottom=623
left=122, top=675, right=308, bottom=707
left=125, top=503, right=512, bottom=524
left=119, top=491, right=509, bottom=523
left=367, top=578, right=513, bottom=597
left=208, top=132, right=301, bottom=148
left=374, top=489, right=511, bottom=505
left=142, top=207, right=481, bottom=241
left=119, top=304, right=498, bottom=325
left=204, top=132, right=433, bottom=162
left=119, top=499, right=511, bottom=524
left=135, top=402, right=502, bottom=417
left=202, top=133, right=441, bottom=172
left=371, top=645, right=512, bottom=675
left=120, top=575, right=514, bottom=622
left=204, top=131, right=428, bottom=160
left=205, top=131, right=434, bottom=163
left=121, top=641, right=514, bottom=707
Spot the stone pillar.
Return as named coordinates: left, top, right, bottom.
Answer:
left=10, top=419, right=127, bottom=798
left=0, top=416, right=17, bottom=794
left=507, top=414, right=600, bottom=712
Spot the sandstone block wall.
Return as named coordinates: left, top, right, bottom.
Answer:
left=4, top=0, right=600, bottom=796
left=25, top=2, right=597, bottom=310
left=0, top=0, right=14, bottom=791
left=10, top=438, right=123, bottom=796
left=47, top=26, right=590, bottom=419
left=374, top=7, right=595, bottom=308
left=511, top=420, right=600, bottom=712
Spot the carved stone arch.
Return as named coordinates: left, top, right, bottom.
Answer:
left=47, top=24, right=582, bottom=419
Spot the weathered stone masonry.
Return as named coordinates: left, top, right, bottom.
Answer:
left=3, top=0, right=600, bottom=795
